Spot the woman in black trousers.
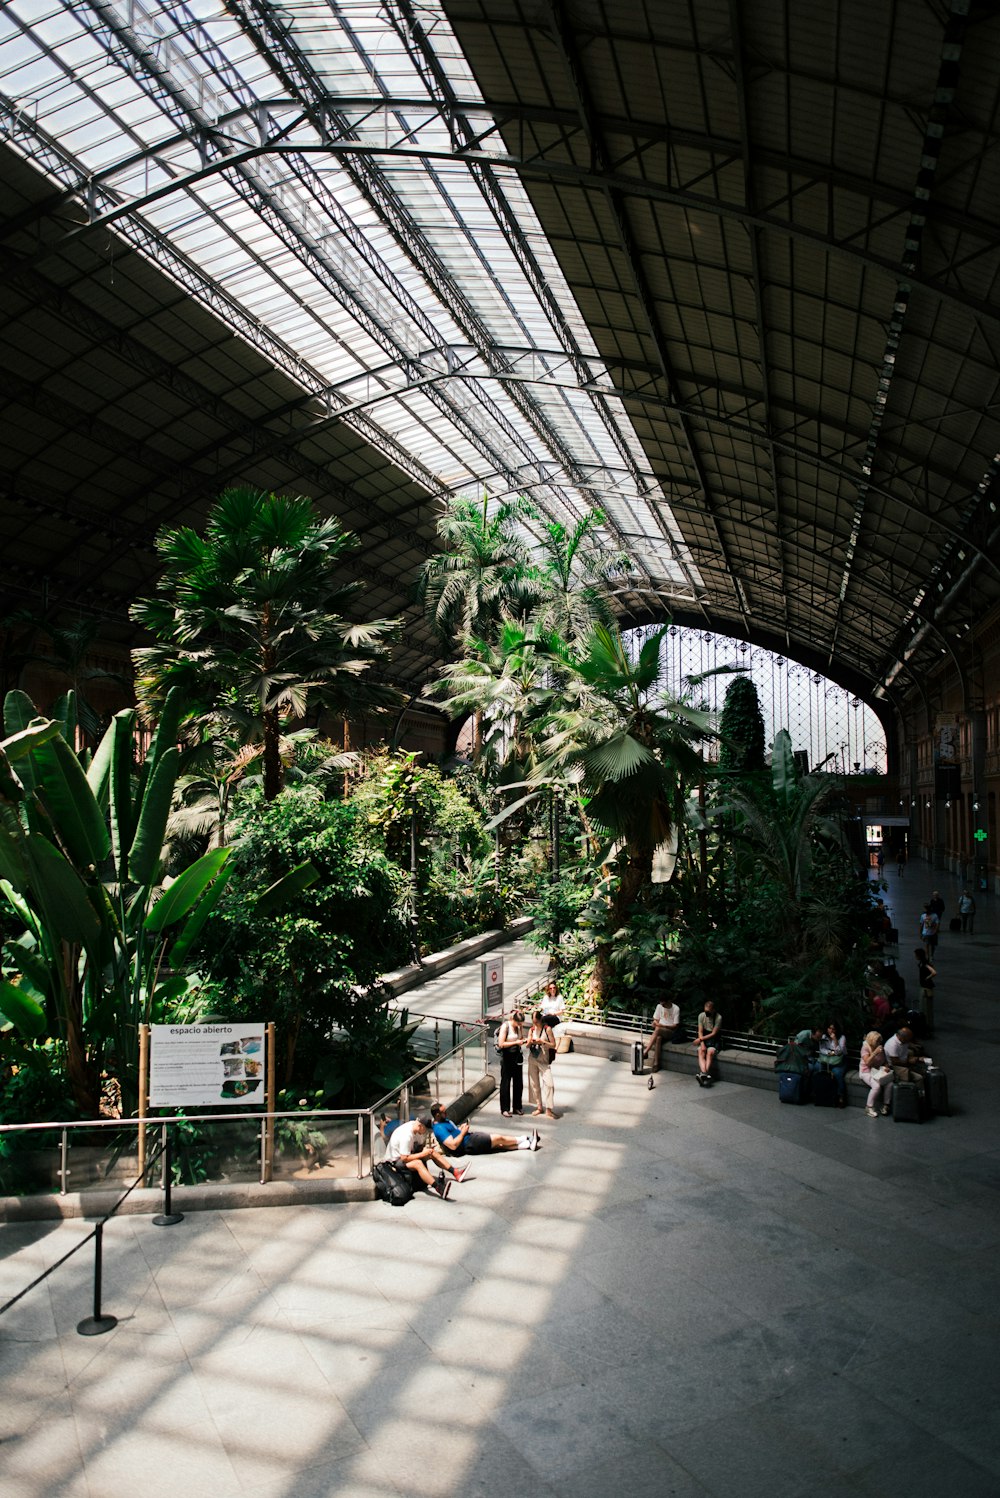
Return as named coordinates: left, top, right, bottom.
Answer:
left=496, top=1008, right=525, bottom=1116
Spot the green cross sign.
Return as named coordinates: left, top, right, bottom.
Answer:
left=974, top=828, right=988, bottom=843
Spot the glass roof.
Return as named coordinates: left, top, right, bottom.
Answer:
left=0, top=0, right=701, bottom=599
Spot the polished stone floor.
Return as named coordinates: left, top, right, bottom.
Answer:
left=2, top=863, right=999, bottom=1497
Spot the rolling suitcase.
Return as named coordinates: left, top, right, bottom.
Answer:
left=631, top=1039, right=644, bottom=1074
left=778, top=1071, right=808, bottom=1104
left=892, top=1080, right=922, bottom=1122
left=924, top=1067, right=949, bottom=1116
left=811, top=1069, right=839, bottom=1107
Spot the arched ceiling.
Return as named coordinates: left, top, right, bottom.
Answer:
left=2, top=0, right=1000, bottom=708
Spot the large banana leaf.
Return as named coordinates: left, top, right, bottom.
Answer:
left=145, top=846, right=231, bottom=933
left=86, top=710, right=120, bottom=809
left=52, top=690, right=78, bottom=749
left=108, top=709, right=137, bottom=881
left=128, top=745, right=179, bottom=885
left=168, top=861, right=233, bottom=965
left=0, top=980, right=46, bottom=1037
left=31, top=733, right=111, bottom=869
left=253, top=860, right=319, bottom=916
left=24, top=837, right=101, bottom=960
left=2, top=691, right=44, bottom=794
left=0, top=807, right=31, bottom=889
left=135, top=686, right=184, bottom=805
left=4, top=936, right=51, bottom=1004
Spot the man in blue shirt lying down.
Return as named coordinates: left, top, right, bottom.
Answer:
left=430, top=1100, right=540, bottom=1154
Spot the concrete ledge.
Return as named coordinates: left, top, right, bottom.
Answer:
left=562, top=1021, right=871, bottom=1107
left=382, top=917, right=534, bottom=997
left=0, top=1175, right=377, bottom=1222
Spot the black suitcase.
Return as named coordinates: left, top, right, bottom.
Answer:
left=631, top=1039, right=644, bottom=1075
left=949, top=916, right=962, bottom=933
left=811, top=1069, right=839, bottom=1107
left=778, top=1071, right=808, bottom=1104
left=924, top=1067, right=949, bottom=1116
left=893, top=1080, right=922, bottom=1122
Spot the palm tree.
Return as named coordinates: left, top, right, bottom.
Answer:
left=530, top=509, right=634, bottom=643
left=131, top=486, right=399, bottom=800
left=416, top=493, right=540, bottom=649
left=425, top=621, right=557, bottom=771
left=532, top=623, right=717, bottom=928
left=719, top=729, right=851, bottom=902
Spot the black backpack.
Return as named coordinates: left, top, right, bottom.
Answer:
left=372, top=1161, right=415, bottom=1207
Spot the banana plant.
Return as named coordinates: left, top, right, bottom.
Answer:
left=0, top=689, right=233, bottom=1114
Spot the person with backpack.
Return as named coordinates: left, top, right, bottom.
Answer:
left=495, top=1007, right=526, bottom=1117
left=386, top=1115, right=469, bottom=1200
left=958, top=888, right=977, bottom=934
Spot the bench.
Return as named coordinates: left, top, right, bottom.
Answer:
left=560, top=1020, right=873, bottom=1108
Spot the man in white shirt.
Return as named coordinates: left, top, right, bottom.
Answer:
left=386, top=1116, right=468, bottom=1200
left=644, top=999, right=684, bottom=1071
left=884, top=1027, right=925, bottom=1093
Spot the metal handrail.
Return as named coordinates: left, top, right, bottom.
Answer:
left=0, top=1023, right=494, bottom=1195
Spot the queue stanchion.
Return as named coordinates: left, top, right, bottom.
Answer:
left=77, top=1223, right=118, bottom=1337
left=152, top=1122, right=184, bottom=1227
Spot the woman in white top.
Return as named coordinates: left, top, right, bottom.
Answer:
left=859, top=1029, right=894, bottom=1118
left=496, top=1008, right=525, bottom=1117
left=526, top=1009, right=558, bottom=1119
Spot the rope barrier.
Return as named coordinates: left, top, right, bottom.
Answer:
left=0, top=1139, right=165, bottom=1321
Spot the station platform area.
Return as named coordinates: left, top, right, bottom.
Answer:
left=3, top=867, right=1000, bottom=1498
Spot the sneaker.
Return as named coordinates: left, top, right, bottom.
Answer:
left=517, top=1138, right=531, bottom=1149
left=865, top=1107, right=878, bottom=1118
left=451, top=1163, right=471, bottom=1183
left=880, top=1105, right=890, bottom=1115
left=430, top=1173, right=452, bottom=1200
left=530, top=1130, right=541, bottom=1150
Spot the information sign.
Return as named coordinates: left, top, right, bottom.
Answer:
left=149, top=1023, right=266, bottom=1108
left=481, top=956, right=504, bottom=1017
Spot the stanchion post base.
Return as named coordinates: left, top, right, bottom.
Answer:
left=152, top=1212, right=184, bottom=1227
left=77, top=1315, right=117, bottom=1337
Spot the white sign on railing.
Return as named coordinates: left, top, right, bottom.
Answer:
left=149, top=1023, right=266, bottom=1108
left=481, top=956, right=504, bottom=1017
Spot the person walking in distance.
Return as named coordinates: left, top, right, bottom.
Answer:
left=527, top=1008, right=558, bottom=1119
left=919, top=903, right=940, bottom=959
left=959, top=888, right=976, bottom=934
left=496, top=1007, right=525, bottom=1117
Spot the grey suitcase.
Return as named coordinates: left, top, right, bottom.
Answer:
left=631, top=1039, right=644, bottom=1075
left=893, top=1080, right=922, bottom=1123
left=924, top=1067, right=949, bottom=1117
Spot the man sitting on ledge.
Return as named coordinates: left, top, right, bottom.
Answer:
left=643, top=998, right=684, bottom=1072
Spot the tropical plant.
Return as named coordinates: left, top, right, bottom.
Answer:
left=531, top=624, right=718, bottom=922
left=416, top=492, right=539, bottom=649
left=717, top=674, right=767, bottom=772
left=131, top=485, right=400, bottom=801
left=10, top=614, right=127, bottom=744
left=529, top=509, right=633, bottom=643
left=0, top=688, right=233, bottom=1113
left=424, top=622, right=557, bottom=770
left=351, top=750, right=507, bottom=951
left=199, top=788, right=410, bottom=1084
left=718, top=729, right=853, bottom=902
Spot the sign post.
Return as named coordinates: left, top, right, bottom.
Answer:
left=149, top=1023, right=267, bottom=1108
left=481, top=956, right=504, bottom=1020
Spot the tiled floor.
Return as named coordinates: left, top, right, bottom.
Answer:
left=2, top=866, right=998, bottom=1496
